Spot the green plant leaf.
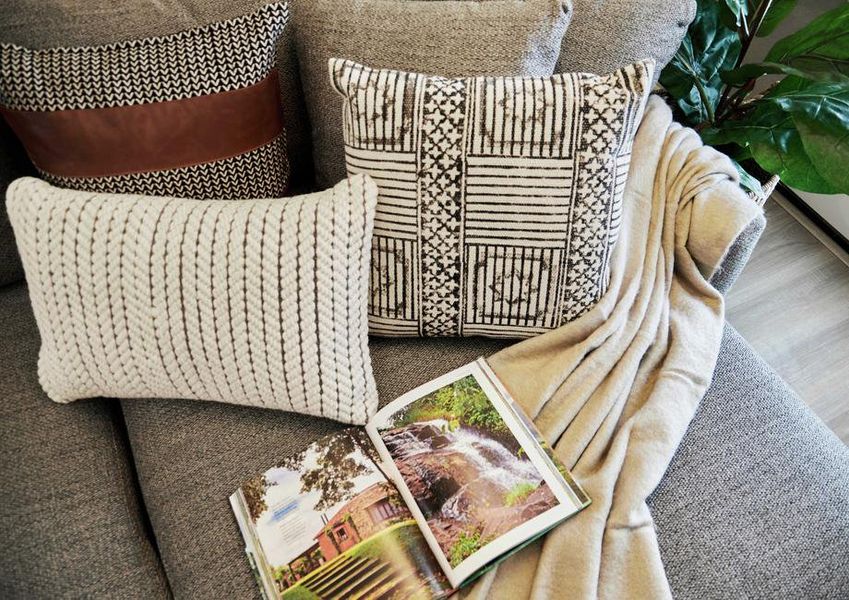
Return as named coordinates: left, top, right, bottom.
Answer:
left=754, top=0, right=797, bottom=37
left=722, top=60, right=849, bottom=85
left=708, top=76, right=849, bottom=193
left=724, top=0, right=750, bottom=33
left=795, top=113, right=849, bottom=192
left=764, top=4, right=849, bottom=80
left=659, top=1, right=741, bottom=124
left=747, top=114, right=836, bottom=193
left=730, top=157, right=766, bottom=197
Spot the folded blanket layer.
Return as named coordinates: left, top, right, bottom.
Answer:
left=468, top=96, right=763, bottom=599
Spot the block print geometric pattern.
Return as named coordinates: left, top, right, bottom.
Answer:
left=332, top=58, right=654, bottom=338
left=418, top=77, right=468, bottom=336
left=0, top=2, right=291, bottom=200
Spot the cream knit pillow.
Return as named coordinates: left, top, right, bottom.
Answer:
left=7, top=175, right=379, bottom=424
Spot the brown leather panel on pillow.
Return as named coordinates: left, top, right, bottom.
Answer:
left=2, top=72, right=284, bottom=179
left=0, top=0, right=312, bottom=187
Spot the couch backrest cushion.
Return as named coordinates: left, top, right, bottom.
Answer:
left=558, top=0, right=695, bottom=83
left=292, top=0, right=572, bottom=189
left=7, top=175, right=380, bottom=424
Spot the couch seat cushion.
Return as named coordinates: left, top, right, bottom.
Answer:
left=0, top=283, right=169, bottom=597
left=121, top=324, right=849, bottom=598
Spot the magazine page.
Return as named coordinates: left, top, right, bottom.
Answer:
left=230, top=429, right=452, bottom=600
left=365, top=360, right=589, bottom=588
left=476, top=359, right=591, bottom=511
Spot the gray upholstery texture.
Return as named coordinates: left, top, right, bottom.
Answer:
left=650, top=324, right=849, bottom=599
left=0, top=0, right=313, bottom=188
left=119, top=336, right=510, bottom=598
left=121, top=325, right=849, bottom=599
left=710, top=211, right=767, bottom=295
left=291, top=0, right=572, bottom=188
left=558, top=0, right=696, bottom=84
left=0, top=284, right=170, bottom=598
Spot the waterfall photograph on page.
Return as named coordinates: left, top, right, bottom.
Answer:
left=366, top=361, right=591, bottom=586
left=375, top=375, right=559, bottom=567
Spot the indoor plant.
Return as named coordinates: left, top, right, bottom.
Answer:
left=660, top=0, right=849, bottom=199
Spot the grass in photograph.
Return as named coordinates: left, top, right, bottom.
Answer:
left=347, top=519, right=424, bottom=562
left=504, top=482, right=538, bottom=507
left=449, top=526, right=495, bottom=568
left=391, top=375, right=508, bottom=436
left=281, top=520, right=438, bottom=600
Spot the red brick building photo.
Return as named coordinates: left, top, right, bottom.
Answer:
left=314, top=482, right=409, bottom=560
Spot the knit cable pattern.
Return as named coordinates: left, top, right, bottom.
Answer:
left=7, top=175, right=379, bottom=424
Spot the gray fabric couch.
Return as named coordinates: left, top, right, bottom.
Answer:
left=2, top=1, right=848, bottom=598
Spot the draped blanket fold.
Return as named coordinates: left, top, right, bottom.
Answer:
left=466, top=97, right=763, bottom=599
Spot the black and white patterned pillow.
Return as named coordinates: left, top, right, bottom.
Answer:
left=0, top=3, right=290, bottom=200
left=331, top=58, right=654, bottom=338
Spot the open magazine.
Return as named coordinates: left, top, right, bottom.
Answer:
left=230, top=359, right=590, bottom=599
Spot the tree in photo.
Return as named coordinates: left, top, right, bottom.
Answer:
left=243, top=474, right=269, bottom=522
left=248, top=430, right=382, bottom=522
left=287, top=429, right=381, bottom=512
left=391, top=375, right=508, bottom=436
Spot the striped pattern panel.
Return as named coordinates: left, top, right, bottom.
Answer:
left=464, top=155, right=574, bottom=246
left=6, top=175, right=379, bottom=424
left=464, top=245, right=565, bottom=335
left=345, top=147, right=418, bottom=239
left=369, top=236, right=419, bottom=336
left=332, top=60, right=423, bottom=152
left=468, top=74, right=581, bottom=158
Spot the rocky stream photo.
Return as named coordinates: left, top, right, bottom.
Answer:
left=377, top=376, right=560, bottom=567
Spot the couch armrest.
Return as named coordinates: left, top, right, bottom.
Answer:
left=709, top=211, right=766, bottom=295
left=650, top=323, right=849, bottom=598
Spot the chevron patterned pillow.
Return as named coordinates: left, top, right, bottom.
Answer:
left=0, top=3, right=291, bottom=200
left=331, top=58, right=654, bottom=338
left=6, top=175, right=380, bottom=425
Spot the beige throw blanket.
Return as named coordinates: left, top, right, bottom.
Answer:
left=468, top=97, right=763, bottom=599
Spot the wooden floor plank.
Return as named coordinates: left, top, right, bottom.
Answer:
left=726, top=195, right=849, bottom=445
